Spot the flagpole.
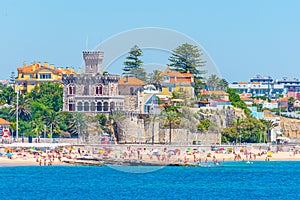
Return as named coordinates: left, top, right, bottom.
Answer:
left=16, top=90, right=19, bottom=142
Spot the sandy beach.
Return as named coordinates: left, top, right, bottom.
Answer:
left=1, top=144, right=300, bottom=167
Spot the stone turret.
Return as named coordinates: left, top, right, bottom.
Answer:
left=83, top=51, right=104, bottom=74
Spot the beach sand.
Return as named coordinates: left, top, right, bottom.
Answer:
left=1, top=147, right=300, bottom=167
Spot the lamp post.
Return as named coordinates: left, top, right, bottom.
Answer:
left=16, top=90, right=19, bottom=142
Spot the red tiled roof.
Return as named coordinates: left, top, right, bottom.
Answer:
left=119, top=77, right=146, bottom=86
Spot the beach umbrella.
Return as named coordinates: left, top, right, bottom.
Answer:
left=193, top=148, right=198, bottom=151
left=167, top=149, right=173, bottom=153
left=6, top=152, right=12, bottom=157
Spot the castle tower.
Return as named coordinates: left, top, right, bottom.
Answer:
left=83, top=51, right=104, bottom=74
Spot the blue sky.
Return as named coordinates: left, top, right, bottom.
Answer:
left=1, top=0, right=300, bottom=82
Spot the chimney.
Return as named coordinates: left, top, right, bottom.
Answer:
left=23, top=61, right=26, bottom=67
left=50, top=64, right=54, bottom=69
left=125, top=75, right=129, bottom=83
left=44, top=62, right=49, bottom=68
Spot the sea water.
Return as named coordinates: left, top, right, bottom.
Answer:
left=0, top=161, right=300, bottom=200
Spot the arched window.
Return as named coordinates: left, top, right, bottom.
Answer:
left=68, top=99, right=75, bottom=111
left=104, top=102, right=109, bottom=111
left=77, top=102, right=83, bottom=111
left=110, top=102, right=115, bottom=111
left=130, top=87, right=134, bottom=95
left=84, top=102, right=89, bottom=111
left=97, top=102, right=102, bottom=111
left=68, top=84, right=75, bottom=95
left=90, top=102, right=96, bottom=111
left=96, top=85, right=103, bottom=95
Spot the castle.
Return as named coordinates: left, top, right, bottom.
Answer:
left=62, top=51, right=124, bottom=113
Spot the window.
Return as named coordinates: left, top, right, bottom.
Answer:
left=39, top=74, right=51, bottom=79
left=168, top=87, right=172, bottom=92
left=31, top=82, right=35, bottom=86
left=68, top=100, right=75, bottom=111
left=68, top=85, right=75, bottom=95
left=104, top=102, right=109, bottom=111
left=77, top=102, right=83, bottom=111
left=97, top=102, right=102, bottom=111
left=179, top=87, right=184, bottom=92
left=130, top=87, right=134, bottom=95
left=163, top=76, right=170, bottom=81
left=84, top=102, right=89, bottom=111
left=110, top=102, right=115, bottom=111
left=96, top=85, right=103, bottom=95
left=29, top=74, right=33, bottom=78
left=90, top=102, right=96, bottom=111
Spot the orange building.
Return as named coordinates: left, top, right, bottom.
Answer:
left=159, top=67, right=194, bottom=99
left=15, top=61, right=76, bottom=93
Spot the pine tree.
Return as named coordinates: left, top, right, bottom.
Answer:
left=168, top=43, right=206, bottom=95
left=168, top=43, right=206, bottom=75
left=9, top=71, right=16, bottom=86
left=123, top=45, right=146, bottom=81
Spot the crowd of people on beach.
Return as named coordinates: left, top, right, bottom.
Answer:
left=1, top=144, right=300, bottom=166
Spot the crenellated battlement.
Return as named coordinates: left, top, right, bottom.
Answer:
left=83, top=51, right=104, bottom=74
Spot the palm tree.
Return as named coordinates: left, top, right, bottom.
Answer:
left=149, top=69, right=164, bottom=91
left=30, top=119, right=44, bottom=141
left=218, top=78, right=229, bottom=90
left=108, top=111, right=125, bottom=144
left=10, top=94, right=31, bottom=121
left=233, top=117, right=243, bottom=144
left=161, top=110, right=181, bottom=144
left=43, top=110, right=61, bottom=139
left=68, top=112, right=89, bottom=143
left=148, top=114, right=159, bottom=145
left=261, top=119, right=278, bottom=142
left=206, top=74, right=220, bottom=91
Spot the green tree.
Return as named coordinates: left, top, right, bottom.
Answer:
left=29, top=82, right=63, bottom=112
left=0, top=84, right=15, bottom=105
left=95, top=114, right=108, bottom=133
left=43, top=110, right=62, bottom=138
left=108, top=111, right=125, bottom=144
left=206, top=74, right=220, bottom=91
left=168, top=43, right=205, bottom=74
left=233, top=117, right=243, bottom=144
left=10, top=94, right=31, bottom=121
left=168, top=43, right=206, bottom=95
left=161, top=105, right=181, bottom=144
left=148, top=114, right=160, bottom=145
left=218, top=78, right=229, bottom=90
left=148, top=69, right=163, bottom=91
left=261, top=119, right=278, bottom=142
left=30, top=118, right=44, bottom=140
left=197, top=119, right=211, bottom=132
left=123, top=45, right=146, bottom=81
left=226, top=88, right=251, bottom=116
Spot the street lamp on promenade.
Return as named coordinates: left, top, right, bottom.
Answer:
left=16, top=90, right=19, bottom=142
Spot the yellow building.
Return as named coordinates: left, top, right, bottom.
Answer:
left=15, top=61, right=76, bottom=93
left=158, top=67, right=195, bottom=101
